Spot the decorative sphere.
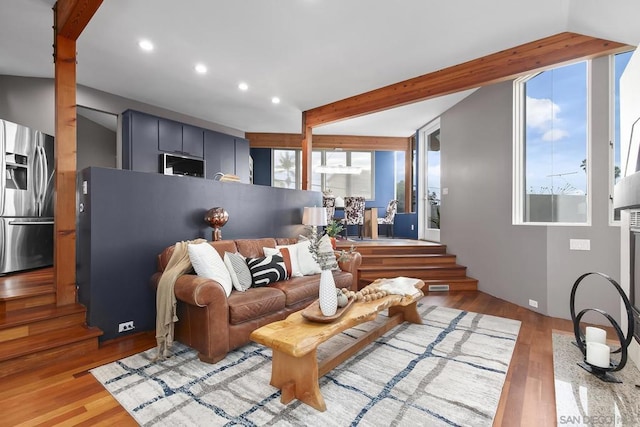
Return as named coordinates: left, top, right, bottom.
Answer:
left=204, top=207, right=229, bottom=228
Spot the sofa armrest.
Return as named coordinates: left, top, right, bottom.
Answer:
left=336, top=251, right=362, bottom=291
left=174, top=274, right=229, bottom=308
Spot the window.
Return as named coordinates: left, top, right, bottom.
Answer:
left=273, top=148, right=374, bottom=198
left=514, top=61, right=589, bottom=224
left=312, top=151, right=373, bottom=199
left=611, top=50, right=633, bottom=222
left=272, top=149, right=300, bottom=189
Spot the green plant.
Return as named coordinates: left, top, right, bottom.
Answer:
left=324, top=219, right=344, bottom=237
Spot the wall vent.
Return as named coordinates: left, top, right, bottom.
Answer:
left=428, top=284, right=450, bottom=292
left=631, top=210, right=640, bottom=228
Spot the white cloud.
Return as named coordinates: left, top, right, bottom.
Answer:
left=542, top=128, right=569, bottom=142
left=526, top=96, right=562, bottom=131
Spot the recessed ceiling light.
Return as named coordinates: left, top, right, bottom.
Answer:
left=138, top=39, right=154, bottom=52
left=195, top=64, right=207, bottom=74
left=238, top=82, right=249, bottom=91
left=271, top=97, right=281, bottom=104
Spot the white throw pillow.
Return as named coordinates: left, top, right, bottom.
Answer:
left=318, top=234, right=338, bottom=270
left=294, top=239, right=322, bottom=275
left=187, top=243, right=233, bottom=297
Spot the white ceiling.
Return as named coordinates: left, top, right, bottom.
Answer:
left=1, top=0, right=639, bottom=137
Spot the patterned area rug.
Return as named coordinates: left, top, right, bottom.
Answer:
left=91, top=305, right=520, bottom=426
left=553, top=332, right=640, bottom=425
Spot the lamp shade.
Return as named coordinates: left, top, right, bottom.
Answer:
left=302, top=207, right=328, bottom=226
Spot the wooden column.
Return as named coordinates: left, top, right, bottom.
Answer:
left=301, top=112, right=312, bottom=190
left=54, top=34, right=78, bottom=305
left=53, top=0, right=103, bottom=306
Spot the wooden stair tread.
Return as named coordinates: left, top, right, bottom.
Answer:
left=0, top=324, right=103, bottom=362
left=0, top=282, right=54, bottom=301
left=0, top=303, right=86, bottom=330
left=358, top=264, right=467, bottom=271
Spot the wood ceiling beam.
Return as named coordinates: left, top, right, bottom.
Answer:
left=53, top=0, right=103, bottom=306
left=55, top=0, right=103, bottom=39
left=304, top=32, right=631, bottom=128
left=246, top=133, right=411, bottom=151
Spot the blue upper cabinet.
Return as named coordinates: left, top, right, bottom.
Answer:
left=122, top=109, right=247, bottom=181
left=158, top=119, right=204, bottom=158
left=122, top=110, right=159, bottom=173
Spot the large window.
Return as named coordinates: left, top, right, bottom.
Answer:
left=514, top=61, right=589, bottom=224
left=611, top=50, right=633, bottom=222
left=272, top=149, right=373, bottom=198
left=312, top=151, right=373, bottom=199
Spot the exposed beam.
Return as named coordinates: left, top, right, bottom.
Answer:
left=246, top=133, right=411, bottom=151
left=304, top=32, right=630, bottom=128
left=55, top=0, right=103, bottom=39
left=53, top=0, right=103, bottom=306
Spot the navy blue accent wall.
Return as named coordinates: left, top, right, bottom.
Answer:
left=394, top=213, right=419, bottom=238
left=370, top=151, right=395, bottom=214
left=77, top=167, right=320, bottom=341
left=250, top=148, right=272, bottom=186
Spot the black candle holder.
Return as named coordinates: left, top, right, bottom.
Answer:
left=569, top=272, right=634, bottom=383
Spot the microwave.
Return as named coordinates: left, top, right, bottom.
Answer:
left=160, top=153, right=205, bottom=178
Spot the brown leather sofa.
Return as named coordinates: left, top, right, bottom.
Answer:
left=151, top=237, right=362, bottom=364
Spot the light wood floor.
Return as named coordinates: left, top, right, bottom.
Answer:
left=0, top=290, right=573, bottom=426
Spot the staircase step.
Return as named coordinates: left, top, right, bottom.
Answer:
left=0, top=324, right=102, bottom=378
left=0, top=304, right=88, bottom=343
left=358, top=264, right=468, bottom=280
left=0, top=268, right=55, bottom=313
left=422, top=278, right=479, bottom=291
left=338, top=242, right=447, bottom=256
left=360, top=254, right=457, bottom=266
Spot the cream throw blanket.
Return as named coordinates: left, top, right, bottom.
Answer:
left=155, top=238, right=206, bottom=359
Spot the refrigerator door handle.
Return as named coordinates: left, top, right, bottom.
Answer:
left=8, top=220, right=55, bottom=225
left=0, top=120, right=5, bottom=216
left=35, top=145, right=47, bottom=216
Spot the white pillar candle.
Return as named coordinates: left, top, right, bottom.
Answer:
left=585, top=326, right=607, bottom=344
left=586, top=342, right=610, bottom=368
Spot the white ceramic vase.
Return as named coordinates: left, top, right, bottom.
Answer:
left=319, top=269, right=338, bottom=316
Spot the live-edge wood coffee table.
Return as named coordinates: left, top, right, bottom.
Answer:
left=250, top=278, right=425, bottom=412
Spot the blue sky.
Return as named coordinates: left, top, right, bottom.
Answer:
left=525, top=51, right=632, bottom=195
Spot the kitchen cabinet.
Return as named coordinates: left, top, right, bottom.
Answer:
left=205, top=131, right=250, bottom=181
left=122, top=110, right=160, bottom=173
left=159, top=120, right=204, bottom=158
left=122, top=109, right=245, bottom=180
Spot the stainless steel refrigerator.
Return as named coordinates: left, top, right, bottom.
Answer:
left=1, top=119, right=54, bottom=274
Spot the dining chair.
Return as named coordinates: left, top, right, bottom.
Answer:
left=342, top=196, right=366, bottom=239
left=377, top=199, right=398, bottom=238
left=322, top=195, right=336, bottom=222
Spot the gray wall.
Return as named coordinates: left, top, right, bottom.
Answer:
left=0, top=74, right=244, bottom=138
left=77, top=114, right=117, bottom=170
left=441, top=56, right=621, bottom=323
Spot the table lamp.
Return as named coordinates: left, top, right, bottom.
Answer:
left=302, top=206, right=328, bottom=234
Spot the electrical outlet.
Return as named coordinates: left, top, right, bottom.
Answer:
left=570, top=239, right=590, bottom=251
left=118, top=321, right=135, bottom=332
left=529, top=299, right=538, bottom=308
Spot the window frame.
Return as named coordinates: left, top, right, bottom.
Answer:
left=512, top=60, right=592, bottom=226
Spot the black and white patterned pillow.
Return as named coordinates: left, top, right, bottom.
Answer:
left=246, top=255, right=288, bottom=287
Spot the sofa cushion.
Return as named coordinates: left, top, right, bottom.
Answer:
left=227, top=287, right=286, bottom=324
left=269, top=275, right=321, bottom=307
left=235, top=238, right=277, bottom=258
left=187, top=242, right=233, bottom=296
left=223, top=252, right=252, bottom=292
left=246, top=255, right=288, bottom=287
